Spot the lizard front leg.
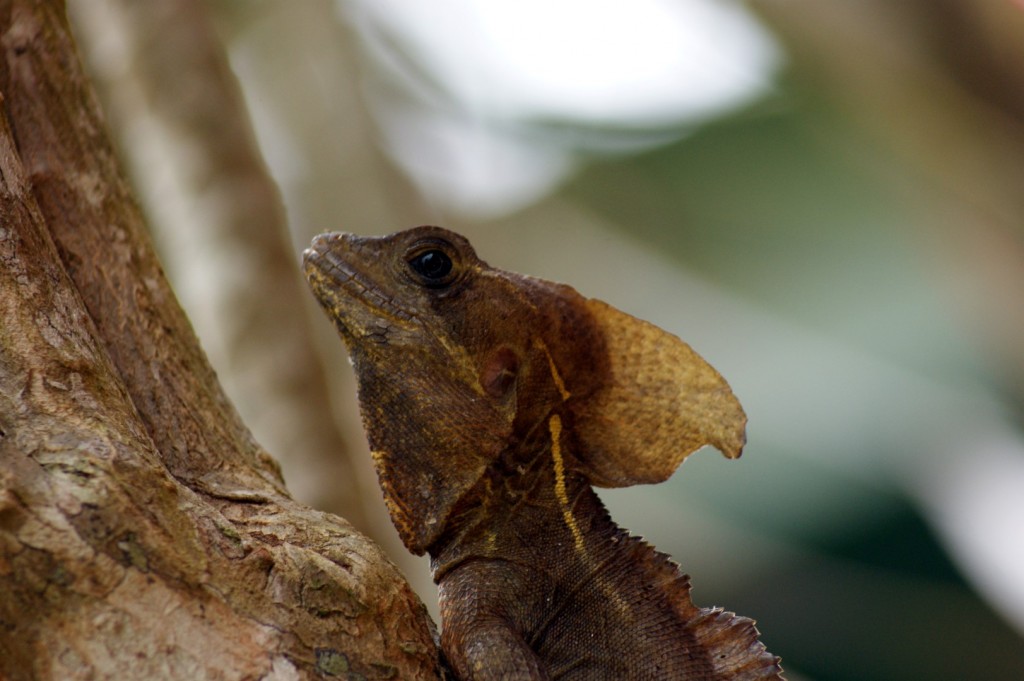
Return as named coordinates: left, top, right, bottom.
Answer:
left=445, top=621, right=550, bottom=681
left=438, top=562, right=550, bottom=681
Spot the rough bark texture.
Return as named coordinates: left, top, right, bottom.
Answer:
left=0, top=1, right=442, bottom=679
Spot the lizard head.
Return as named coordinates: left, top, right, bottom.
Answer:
left=303, top=225, right=569, bottom=553
left=304, top=226, right=746, bottom=554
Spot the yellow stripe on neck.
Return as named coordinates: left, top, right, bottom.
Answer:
left=549, top=414, right=585, bottom=552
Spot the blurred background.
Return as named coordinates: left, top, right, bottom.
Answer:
left=70, top=1, right=1024, bottom=679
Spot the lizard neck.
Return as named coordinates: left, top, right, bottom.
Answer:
left=428, top=412, right=619, bottom=583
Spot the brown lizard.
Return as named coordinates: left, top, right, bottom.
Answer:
left=304, top=226, right=783, bottom=680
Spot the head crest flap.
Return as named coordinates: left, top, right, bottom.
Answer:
left=572, top=299, right=746, bottom=488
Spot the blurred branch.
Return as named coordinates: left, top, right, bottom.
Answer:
left=69, top=0, right=378, bottom=532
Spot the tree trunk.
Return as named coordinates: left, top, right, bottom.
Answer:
left=0, top=1, right=442, bottom=678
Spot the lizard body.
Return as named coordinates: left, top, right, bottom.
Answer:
left=304, top=226, right=783, bottom=680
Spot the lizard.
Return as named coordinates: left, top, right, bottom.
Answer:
left=303, top=225, right=783, bottom=680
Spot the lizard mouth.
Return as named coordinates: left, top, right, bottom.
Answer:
left=303, top=233, right=419, bottom=340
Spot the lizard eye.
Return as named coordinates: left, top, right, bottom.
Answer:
left=407, top=247, right=456, bottom=287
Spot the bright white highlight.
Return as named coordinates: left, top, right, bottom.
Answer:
left=340, top=0, right=782, bottom=216
left=916, top=436, right=1024, bottom=635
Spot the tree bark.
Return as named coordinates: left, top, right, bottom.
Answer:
left=0, top=1, right=442, bottom=678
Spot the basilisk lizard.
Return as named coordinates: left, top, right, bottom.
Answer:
left=304, top=226, right=783, bottom=680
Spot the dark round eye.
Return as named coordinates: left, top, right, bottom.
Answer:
left=408, top=249, right=453, bottom=283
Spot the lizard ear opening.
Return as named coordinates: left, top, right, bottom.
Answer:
left=571, top=299, right=747, bottom=488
